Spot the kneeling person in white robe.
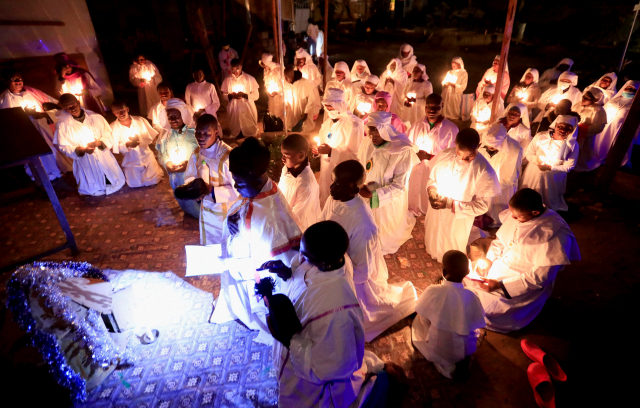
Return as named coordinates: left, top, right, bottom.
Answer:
left=412, top=250, right=485, bottom=379
left=322, top=160, right=417, bottom=342
left=358, top=111, right=419, bottom=254
left=55, top=94, right=125, bottom=196
left=471, top=188, right=580, bottom=333
left=110, top=100, right=163, bottom=188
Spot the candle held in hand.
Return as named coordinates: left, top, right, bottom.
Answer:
left=551, top=94, right=564, bottom=104
left=313, top=136, right=320, bottom=145
left=442, top=72, right=457, bottom=85
left=356, top=102, right=371, bottom=113
left=266, top=81, right=279, bottom=94
left=231, top=84, right=245, bottom=93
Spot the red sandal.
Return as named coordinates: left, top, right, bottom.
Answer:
left=527, top=362, right=556, bottom=408
left=521, top=339, right=567, bottom=382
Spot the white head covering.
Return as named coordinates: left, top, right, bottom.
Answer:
left=259, top=53, right=276, bottom=69
left=452, top=57, right=465, bottom=70
left=413, top=64, right=428, bottom=80
left=484, top=85, right=496, bottom=94
left=555, top=58, right=574, bottom=70
left=160, top=98, right=194, bottom=130
left=519, top=68, right=539, bottom=84
left=550, top=115, right=578, bottom=160
left=608, top=80, right=640, bottom=103
left=558, top=71, right=578, bottom=86
left=483, top=122, right=508, bottom=149
left=365, top=74, right=379, bottom=85
left=399, top=44, right=416, bottom=66
left=494, top=55, right=509, bottom=72
left=322, top=88, right=348, bottom=118
left=591, top=72, right=618, bottom=93
left=366, top=111, right=417, bottom=153
left=351, top=60, right=371, bottom=80
left=295, top=48, right=315, bottom=66
left=332, top=61, right=351, bottom=82
left=385, top=58, right=405, bottom=78
left=584, top=87, right=605, bottom=106
left=502, top=102, right=531, bottom=128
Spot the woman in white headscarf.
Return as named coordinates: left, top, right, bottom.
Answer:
left=520, top=115, right=579, bottom=211
left=498, top=103, right=532, bottom=151
left=535, top=71, right=582, bottom=123
left=476, top=55, right=510, bottom=100
left=398, top=44, right=418, bottom=77
left=507, top=68, right=542, bottom=122
left=575, top=87, right=607, bottom=171
left=295, top=48, right=322, bottom=88
left=324, top=61, right=355, bottom=121
left=538, top=58, right=574, bottom=91
left=583, top=72, right=618, bottom=104
left=351, top=60, right=371, bottom=84
left=401, top=64, right=433, bottom=126
left=351, top=74, right=378, bottom=116
left=442, top=57, right=468, bottom=120
left=471, top=85, right=504, bottom=132
left=378, top=58, right=408, bottom=116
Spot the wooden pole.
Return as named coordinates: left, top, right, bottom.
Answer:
left=272, top=0, right=280, bottom=61
left=240, top=0, right=253, bottom=65
left=595, top=92, right=640, bottom=192
left=490, top=0, right=517, bottom=122
left=323, top=0, right=329, bottom=89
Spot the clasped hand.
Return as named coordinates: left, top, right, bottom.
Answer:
left=428, top=188, right=451, bottom=210
left=257, top=260, right=292, bottom=281
left=166, top=161, right=187, bottom=173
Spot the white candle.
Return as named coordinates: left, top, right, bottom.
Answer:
left=313, top=136, right=320, bottom=145
left=517, top=90, right=528, bottom=100
left=231, top=84, right=245, bottom=93
left=406, top=92, right=416, bottom=105
left=551, top=94, right=564, bottom=104
left=356, top=102, right=371, bottom=113
left=266, top=81, right=279, bottom=94
left=442, top=72, right=457, bottom=85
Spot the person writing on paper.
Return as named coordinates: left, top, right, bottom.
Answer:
left=351, top=74, right=378, bottom=118
left=279, top=134, right=320, bottom=231
left=506, top=68, right=541, bottom=123
left=406, top=94, right=459, bottom=215
left=222, top=59, right=260, bottom=139
left=185, top=67, right=221, bottom=120
left=412, top=250, right=485, bottom=379
left=283, top=66, right=321, bottom=133
left=54, top=94, right=125, bottom=196
left=401, top=64, right=433, bottom=126
left=321, top=160, right=418, bottom=342
left=110, top=100, right=163, bottom=188
left=441, top=57, right=468, bottom=121
left=423, top=128, right=501, bottom=262
left=471, top=85, right=504, bottom=132
left=471, top=188, right=580, bottom=333
left=210, top=137, right=302, bottom=345
left=129, top=54, right=162, bottom=117
left=181, top=114, right=236, bottom=244
left=358, top=111, right=419, bottom=254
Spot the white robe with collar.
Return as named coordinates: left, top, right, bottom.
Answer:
left=284, top=78, right=321, bottom=133
left=535, top=86, right=583, bottom=122
left=185, top=81, right=221, bottom=118
left=321, top=196, right=417, bottom=342
left=222, top=72, right=260, bottom=137
left=412, top=280, right=485, bottom=378
left=423, top=148, right=501, bottom=262
left=278, top=164, right=321, bottom=232
left=442, top=69, right=468, bottom=120
left=399, top=79, right=433, bottom=126
left=469, top=208, right=580, bottom=333
left=506, top=122, right=532, bottom=152
left=54, top=110, right=125, bottom=196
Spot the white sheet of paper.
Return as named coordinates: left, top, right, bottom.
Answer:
left=185, top=245, right=224, bottom=277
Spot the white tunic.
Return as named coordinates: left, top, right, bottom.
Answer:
left=275, top=254, right=383, bottom=408
left=221, top=73, right=260, bottom=137
left=378, top=59, right=408, bottom=116
left=110, top=116, right=163, bottom=188
left=589, top=93, right=637, bottom=170
left=317, top=114, right=365, bottom=207
left=264, top=65, right=284, bottom=119
left=183, top=140, right=237, bottom=245
left=505, top=122, right=532, bottom=152
left=520, top=133, right=578, bottom=212
left=278, top=164, right=321, bottom=232
left=479, top=136, right=523, bottom=224
left=399, top=79, right=433, bottom=126
left=129, top=61, right=162, bottom=116
left=321, top=196, right=418, bottom=342
left=412, top=280, right=485, bottom=378
left=442, top=69, right=468, bottom=120
left=476, top=68, right=510, bottom=100
left=350, top=88, right=377, bottom=115
left=470, top=98, right=504, bottom=132
left=185, top=81, right=221, bottom=118
left=423, top=148, right=501, bottom=262
left=357, top=141, right=419, bottom=255
left=284, top=78, right=321, bottom=133
left=296, top=61, right=323, bottom=89
left=406, top=117, right=459, bottom=215
left=535, top=86, right=583, bottom=121
left=54, top=110, right=125, bottom=196
left=470, top=208, right=580, bottom=333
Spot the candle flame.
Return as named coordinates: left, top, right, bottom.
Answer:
left=20, top=101, right=38, bottom=111
left=407, top=92, right=416, bottom=99
left=231, top=84, right=245, bottom=93
left=63, top=82, right=84, bottom=96
left=477, top=107, right=491, bottom=123
left=442, top=72, right=457, bottom=85
left=140, top=70, right=152, bottom=82
left=551, top=94, right=564, bottom=104
left=517, top=91, right=528, bottom=100
left=313, top=136, right=320, bottom=145
left=266, top=81, right=279, bottom=94
left=356, top=102, right=372, bottom=113
left=79, top=128, right=95, bottom=147
left=301, top=71, right=308, bottom=79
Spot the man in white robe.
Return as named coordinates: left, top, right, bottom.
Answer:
left=306, top=18, right=320, bottom=57
left=54, top=94, right=125, bottom=196
left=283, top=67, right=321, bottom=133
left=357, top=111, right=419, bottom=254
left=350, top=60, right=371, bottom=84
left=185, top=67, right=220, bottom=119
left=313, top=88, right=364, bottom=207
left=441, top=57, right=468, bottom=121
left=209, top=137, right=302, bottom=345
left=218, top=40, right=239, bottom=81
left=147, top=82, right=195, bottom=134
left=221, top=59, right=259, bottom=138
left=478, top=123, right=523, bottom=225
left=423, top=128, right=501, bottom=262
left=129, top=54, right=162, bottom=117
left=110, top=100, right=163, bottom=188
left=295, top=48, right=323, bottom=89
left=536, top=71, right=582, bottom=123
left=321, top=160, right=417, bottom=342
left=406, top=94, right=459, bottom=215
left=279, top=134, right=320, bottom=231
left=398, top=44, right=418, bottom=77
left=260, top=53, right=284, bottom=120
left=471, top=188, right=580, bottom=333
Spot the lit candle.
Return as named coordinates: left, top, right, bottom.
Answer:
left=356, top=102, right=371, bottom=113
left=79, top=128, right=96, bottom=147
left=442, top=72, right=457, bottom=85
left=313, top=136, right=320, bottom=145
left=538, top=155, right=553, bottom=165
left=231, top=84, right=245, bottom=93
left=477, top=107, right=491, bottom=123
left=406, top=92, right=417, bottom=105
left=301, top=71, right=308, bottom=79
left=386, top=70, right=392, bottom=77
left=266, top=81, right=279, bottom=94
left=140, top=70, right=152, bottom=82
left=517, top=90, right=528, bottom=100
left=194, top=103, right=204, bottom=112
left=20, top=100, right=38, bottom=111
left=551, top=94, right=564, bottom=104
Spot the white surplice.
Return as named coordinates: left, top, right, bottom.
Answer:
left=129, top=61, right=162, bottom=116
left=210, top=179, right=302, bottom=345
left=406, top=117, right=459, bottom=215
left=221, top=72, right=260, bottom=137
left=183, top=139, right=237, bottom=245
left=278, top=163, right=320, bottom=232
left=284, top=77, right=321, bottom=132
left=321, top=195, right=418, bottom=342
left=110, top=116, right=163, bottom=188
left=54, top=110, right=125, bottom=196
left=275, top=253, right=384, bottom=408
left=399, top=79, right=433, bottom=126
left=412, top=280, right=485, bottom=378
left=185, top=81, right=221, bottom=118
left=423, top=148, right=501, bottom=262
left=357, top=140, right=419, bottom=255
left=469, top=208, right=580, bottom=333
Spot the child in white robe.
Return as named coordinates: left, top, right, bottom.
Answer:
left=54, top=94, right=125, bottom=196
left=441, top=57, right=468, bottom=121
left=185, top=67, right=221, bottom=119
left=358, top=111, right=419, bottom=254
left=221, top=58, right=259, bottom=138
left=378, top=58, right=407, bottom=116
left=350, top=75, right=378, bottom=117
left=412, top=250, right=485, bottom=379
left=129, top=54, right=162, bottom=117
left=321, top=160, right=417, bottom=342
left=400, top=64, right=433, bottom=126
left=278, top=134, right=320, bottom=231
left=110, top=100, right=163, bottom=188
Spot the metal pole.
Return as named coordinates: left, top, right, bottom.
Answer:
left=323, top=0, right=329, bottom=89
left=491, top=0, right=517, bottom=122
left=619, top=5, right=640, bottom=72
left=278, top=0, right=288, bottom=137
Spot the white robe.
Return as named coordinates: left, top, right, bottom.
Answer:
left=54, top=110, right=125, bottom=196
left=350, top=88, right=377, bottom=115
left=325, top=79, right=356, bottom=108
left=183, top=139, right=237, bottom=245
left=378, top=60, right=407, bottom=116
left=399, top=79, right=433, bottom=126
left=56, top=73, right=103, bottom=114
left=321, top=196, right=418, bottom=342
left=264, top=65, right=284, bottom=119
left=479, top=136, right=523, bottom=224
left=520, top=132, right=578, bottom=212
left=185, top=81, right=220, bottom=118
left=296, top=61, right=323, bottom=89
left=589, top=95, right=637, bottom=170
left=469, top=208, right=580, bottom=333
left=412, top=280, right=485, bottom=378
left=505, top=122, right=532, bottom=152
left=275, top=253, right=383, bottom=408
left=507, top=83, right=542, bottom=122
left=278, top=164, right=320, bottom=232
left=129, top=61, right=162, bottom=116
left=535, top=86, right=583, bottom=122
left=210, top=179, right=302, bottom=345
left=406, top=117, right=459, bottom=215
left=221, top=73, right=259, bottom=137
left=442, top=69, right=468, bottom=120
left=318, top=114, right=365, bottom=208
left=575, top=104, right=608, bottom=172
left=470, top=98, right=504, bottom=133
left=476, top=68, right=510, bottom=100
left=357, top=141, right=419, bottom=255
left=284, top=78, right=321, bottom=132
left=0, top=88, right=72, bottom=179
left=110, top=116, right=163, bottom=188
left=218, top=48, right=239, bottom=80
left=423, top=148, right=501, bottom=262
